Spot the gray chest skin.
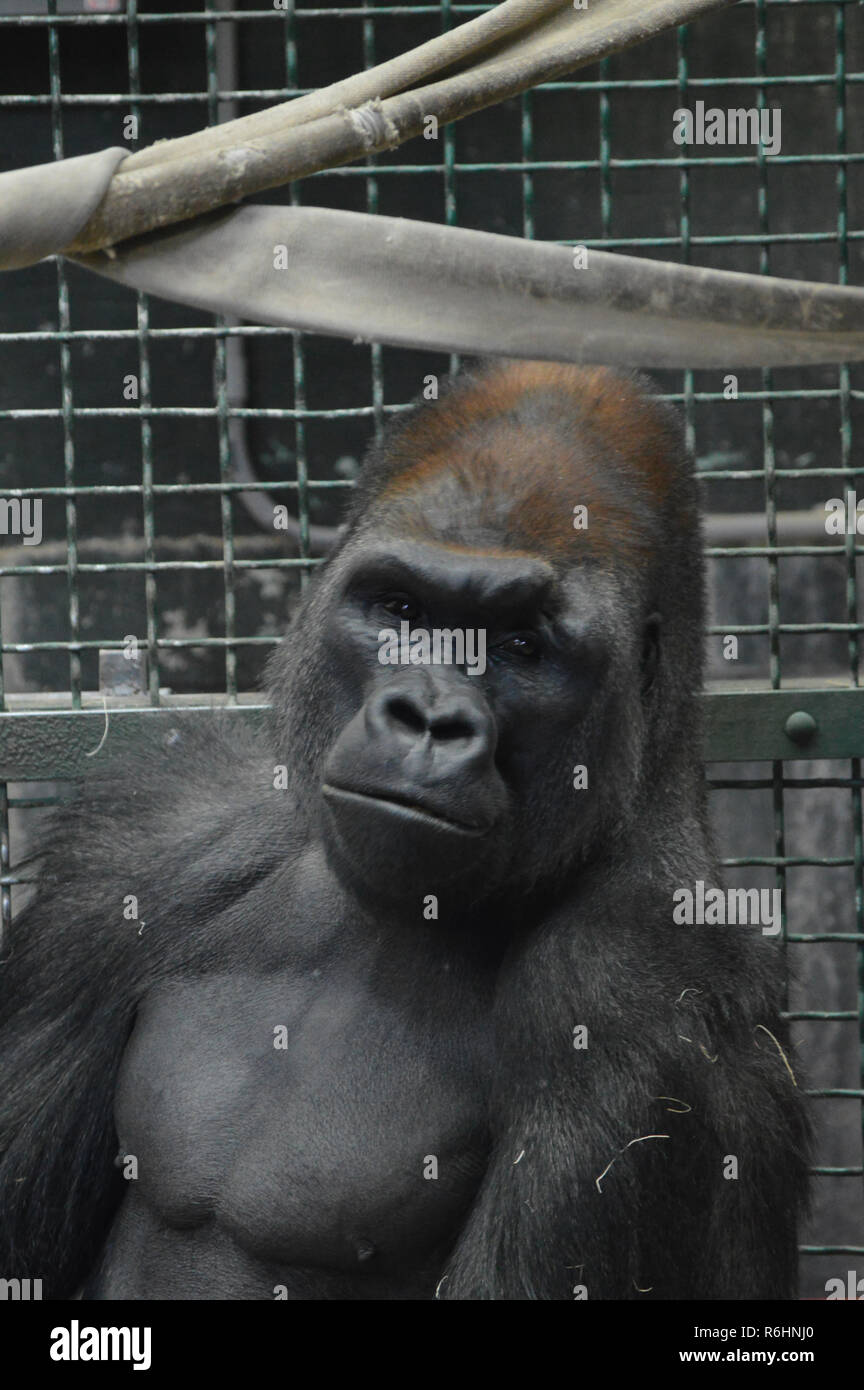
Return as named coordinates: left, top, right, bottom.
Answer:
left=91, top=903, right=494, bottom=1300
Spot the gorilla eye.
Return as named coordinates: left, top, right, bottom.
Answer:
left=377, top=592, right=423, bottom=623
left=497, top=633, right=541, bottom=660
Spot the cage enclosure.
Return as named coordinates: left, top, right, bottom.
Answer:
left=0, top=0, right=862, bottom=1303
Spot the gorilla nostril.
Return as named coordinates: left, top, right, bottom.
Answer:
left=387, top=696, right=427, bottom=736
left=429, top=715, right=475, bottom=743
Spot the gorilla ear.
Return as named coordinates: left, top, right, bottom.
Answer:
left=640, top=612, right=662, bottom=695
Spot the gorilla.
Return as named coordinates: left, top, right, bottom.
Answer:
left=0, top=361, right=809, bottom=1300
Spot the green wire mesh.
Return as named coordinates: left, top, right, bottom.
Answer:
left=0, top=0, right=861, bottom=1293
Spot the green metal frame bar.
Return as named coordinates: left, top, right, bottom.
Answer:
left=1, top=685, right=862, bottom=780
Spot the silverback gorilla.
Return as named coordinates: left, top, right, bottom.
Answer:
left=0, top=361, right=808, bottom=1300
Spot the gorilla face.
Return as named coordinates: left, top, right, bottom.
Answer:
left=268, top=361, right=698, bottom=909
left=314, top=537, right=619, bottom=903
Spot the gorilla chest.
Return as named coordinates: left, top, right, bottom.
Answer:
left=115, top=967, right=490, bottom=1272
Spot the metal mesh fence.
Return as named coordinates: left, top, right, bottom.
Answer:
left=0, top=0, right=861, bottom=1296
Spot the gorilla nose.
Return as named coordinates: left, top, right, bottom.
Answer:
left=366, top=678, right=496, bottom=774
left=381, top=692, right=477, bottom=742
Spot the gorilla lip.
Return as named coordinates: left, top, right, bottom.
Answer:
left=321, top=783, right=490, bottom=836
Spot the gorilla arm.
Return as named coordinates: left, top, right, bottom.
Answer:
left=0, top=721, right=283, bottom=1298
left=0, top=796, right=150, bottom=1297
left=439, top=873, right=809, bottom=1302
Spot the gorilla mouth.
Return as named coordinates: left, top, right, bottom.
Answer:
left=322, top=784, right=490, bottom=836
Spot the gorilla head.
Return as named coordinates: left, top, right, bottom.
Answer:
left=267, top=361, right=706, bottom=908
